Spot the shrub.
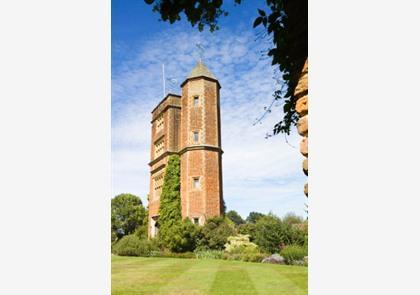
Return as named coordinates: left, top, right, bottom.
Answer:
left=199, top=216, right=236, bottom=250
left=238, top=223, right=257, bottom=241
left=134, top=224, right=148, bottom=240
left=221, top=252, right=266, bottom=263
left=280, top=245, right=308, bottom=264
left=221, top=234, right=267, bottom=263
left=283, top=212, right=304, bottom=225
left=112, top=235, right=159, bottom=257
left=241, top=252, right=266, bottom=263
left=224, top=234, right=259, bottom=254
left=162, top=219, right=201, bottom=253
left=254, top=214, right=284, bottom=253
left=158, top=250, right=196, bottom=259
left=112, top=235, right=141, bottom=256
left=194, top=249, right=224, bottom=259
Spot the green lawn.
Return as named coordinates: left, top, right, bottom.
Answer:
left=112, top=255, right=307, bottom=295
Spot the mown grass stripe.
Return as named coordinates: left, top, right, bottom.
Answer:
left=245, top=263, right=307, bottom=295
left=209, top=260, right=258, bottom=295
left=112, top=257, right=308, bottom=295
left=157, top=259, right=221, bottom=295
left=112, top=257, right=195, bottom=295
left=272, top=265, right=308, bottom=293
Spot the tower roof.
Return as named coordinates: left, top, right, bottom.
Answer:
left=187, top=61, right=216, bottom=80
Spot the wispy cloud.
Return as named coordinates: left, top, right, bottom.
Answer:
left=112, top=25, right=307, bottom=219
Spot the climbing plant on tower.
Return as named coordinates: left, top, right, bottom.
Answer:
left=158, top=155, right=182, bottom=246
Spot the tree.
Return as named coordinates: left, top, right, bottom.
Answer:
left=283, top=212, right=304, bottom=225
left=226, top=210, right=245, bottom=226
left=144, top=0, right=307, bottom=135
left=246, top=212, right=265, bottom=224
left=111, top=193, right=146, bottom=240
left=254, top=214, right=284, bottom=253
left=158, top=155, right=182, bottom=248
left=199, top=216, right=236, bottom=250
left=238, top=223, right=257, bottom=241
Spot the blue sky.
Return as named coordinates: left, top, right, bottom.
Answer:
left=112, top=0, right=307, bottom=219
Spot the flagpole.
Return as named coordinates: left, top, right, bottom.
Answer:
left=162, top=64, right=166, bottom=98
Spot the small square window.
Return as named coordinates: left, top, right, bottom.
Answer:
left=193, top=96, right=199, bottom=106
left=193, top=217, right=199, bottom=225
left=193, top=131, right=199, bottom=143
left=193, top=177, right=200, bottom=189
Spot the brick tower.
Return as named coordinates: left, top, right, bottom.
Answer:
left=148, top=94, right=181, bottom=237
left=148, top=61, right=223, bottom=237
left=179, top=62, right=223, bottom=226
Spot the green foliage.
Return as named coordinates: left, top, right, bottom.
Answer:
left=135, top=207, right=149, bottom=239
left=222, top=234, right=266, bottom=262
left=111, top=231, right=118, bottom=245
left=194, top=249, right=224, bottom=260
left=224, top=234, right=259, bottom=254
left=157, top=250, right=196, bottom=259
left=200, top=216, right=236, bottom=250
left=254, top=214, right=308, bottom=253
left=254, top=214, right=285, bottom=253
left=144, top=0, right=242, bottom=32
left=254, top=0, right=308, bottom=135
left=112, top=234, right=159, bottom=257
left=246, top=212, right=265, bottom=224
left=144, top=0, right=307, bottom=135
left=283, top=212, right=304, bottom=225
left=111, top=193, right=146, bottom=239
left=163, top=219, right=201, bottom=253
left=134, top=224, right=148, bottom=240
left=158, top=155, right=182, bottom=249
left=226, top=210, right=245, bottom=226
left=222, top=252, right=267, bottom=263
left=238, top=223, right=257, bottom=241
left=280, top=245, right=308, bottom=265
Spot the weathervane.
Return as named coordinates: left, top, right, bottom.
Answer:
left=196, top=43, right=205, bottom=62
left=166, top=77, right=178, bottom=93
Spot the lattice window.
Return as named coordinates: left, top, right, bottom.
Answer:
left=154, top=138, right=165, bottom=157
left=153, top=173, right=164, bottom=199
left=156, top=114, right=164, bottom=132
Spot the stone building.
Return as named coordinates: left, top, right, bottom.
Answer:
left=296, top=59, right=308, bottom=197
left=148, top=62, right=224, bottom=237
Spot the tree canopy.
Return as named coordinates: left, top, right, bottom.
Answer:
left=226, top=210, right=245, bottom=226
left=144, top=0, right=307, bottom=135
left=111, top=193, right=146, bottom=240
left=246, top=212, right=265, bottom=224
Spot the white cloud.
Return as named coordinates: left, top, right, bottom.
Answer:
left=112, top=26, right=307, bottom=219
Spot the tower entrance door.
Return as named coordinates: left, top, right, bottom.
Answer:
left=150, top=215, right=159, bottom=238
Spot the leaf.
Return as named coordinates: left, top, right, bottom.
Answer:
left=262, top=17, right=267, bottom=27
left=258, top=9, right=266, bottom=16
left=268, top=48, right=275, bottom=56
left=253, top=17, right=263, bottom=28
left=144, top=0, right=154, bottom=4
